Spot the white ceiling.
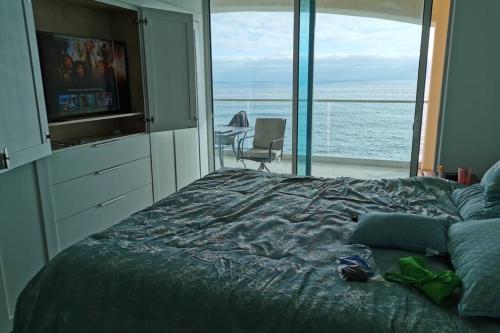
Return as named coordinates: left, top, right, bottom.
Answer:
left=211, top=0, right=424, bottom=24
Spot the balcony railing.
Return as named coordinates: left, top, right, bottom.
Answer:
left=214, top=98, right=418, bottom=103
left=213, top=98, right=426, bottom=163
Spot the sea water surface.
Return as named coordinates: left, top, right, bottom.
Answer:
left=213, top=80, right=417, bottom=161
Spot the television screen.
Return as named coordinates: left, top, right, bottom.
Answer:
left=37, top=32, right=130, bottom=121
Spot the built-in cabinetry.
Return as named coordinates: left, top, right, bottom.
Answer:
left=0, top=0, right=207, bottom=330
left=174, top=127, right=201, bottom=189
left=37, top=134, right=154, bottom=254
left=142, top=7, right=198, bottom=131
left=0, top=0, right=51, bottom=174
left=32, top=0, right=198, bottom=146
left=37, top=129, right=200, bottom=255
left=29, top=0, right=203, bottom=255
left=0, top=164, right=49, bottom=333
left=33, top=0, right=148, bottom=148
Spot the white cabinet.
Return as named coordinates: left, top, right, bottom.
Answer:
left=142, top=8, right=198, bottom=132
left=0, top=164, right=48, bottom=332
left=150, top=128, right=200, bottom=202
left=0, top=1, right=206, bottom=331
left=0, top=0, right=51, bottom=174
left=30, top=0, right=204, bottom=252
left=174, top=128, right=201, bottom=190
left=36, top=134, right=154, bottom=255
left=150, top=131, right=177, bottom=201
left=0, top=260, right=9, bottom=333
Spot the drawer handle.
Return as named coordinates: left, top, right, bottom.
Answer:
left=0, top=148, right=10, bottom=170
left=93, top=139, right=120, bottom=148
left=95, top=164, right=123, bottom=175
left=98, top=194, right=126, bottom=207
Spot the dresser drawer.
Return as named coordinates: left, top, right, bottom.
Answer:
left=56, top=184, right=153, bottom=250
left=48, top=134, right=150, bottom=185
left=52, top=157, right=152, bottom=221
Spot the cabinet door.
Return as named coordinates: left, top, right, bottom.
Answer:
left=150, top=131, right=177, bottom=202
left=0, top=252, right=10, bottom=333
left=174, top=128, right=200, bottom=190
left=0, top=164, right=48, bottom=332
left=141, top=8, right=197, bottom=132
left=0, top=0, right=51, bottom=174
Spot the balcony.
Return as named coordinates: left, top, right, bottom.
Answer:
left=214, top=98, right=421, bottom=179
left=216, top=153, right=409, bottom=179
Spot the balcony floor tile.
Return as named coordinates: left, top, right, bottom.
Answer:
left=216, top=155, right=409, bottom=179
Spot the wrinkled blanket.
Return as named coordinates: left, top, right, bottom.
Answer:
left=14, top=169, right=500, bottom=332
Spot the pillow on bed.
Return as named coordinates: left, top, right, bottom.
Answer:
left=481, top=161, right=500, bottom=207
left=451, top=184, right=500, bottom=220
left=349, top=212, right=448, bottom=254
left=448, top=218, right=500, bottom=318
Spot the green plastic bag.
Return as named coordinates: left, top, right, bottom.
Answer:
left=384, top=256, right=462, bottom=307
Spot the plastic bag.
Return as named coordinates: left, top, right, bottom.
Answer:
left=337, top=255, right=374, bottom=282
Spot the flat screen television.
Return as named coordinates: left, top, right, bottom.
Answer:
left=37, top=32, right=130, bottom=122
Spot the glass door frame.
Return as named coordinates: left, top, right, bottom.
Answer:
left=292, top=0, right=434, bottom=177
left=410, top=0, right=434, bottom=176
left=207, top=0, right=434, bottom=177
left=292, top=0, right=315, bottom=175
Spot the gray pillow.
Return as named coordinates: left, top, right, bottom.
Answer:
left=451, top=184, right=500, bottom=220
left=448, top=218, right=500, bottom=318
left=349, top=212, right=448, bottom=254
left=481, top=161, right=500, bottom=208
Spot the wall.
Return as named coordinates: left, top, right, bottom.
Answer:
left=420, top=0, right=451, bottom=172
left=0, top=164, right=48, bottom=332
left=438, top=0, right=500, bottom=176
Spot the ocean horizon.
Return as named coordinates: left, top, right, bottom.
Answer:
left=213, top=80, right=418, bottom=162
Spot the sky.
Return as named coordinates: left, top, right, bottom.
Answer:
left=211, top=11, right=423, bottom=83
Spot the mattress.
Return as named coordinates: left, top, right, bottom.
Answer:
left=14, top=169, right=500, bottom=332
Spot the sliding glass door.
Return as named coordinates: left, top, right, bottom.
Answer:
left=209, top=0, right=431, bottom=178
left=310, top=1, right=429, bottom=179
left=210, top=1, right=294, bottom=173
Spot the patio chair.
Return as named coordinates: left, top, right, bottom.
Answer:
left=217, top=111, right=249, bottom=160
left=238, top=118, right=286, bottom=172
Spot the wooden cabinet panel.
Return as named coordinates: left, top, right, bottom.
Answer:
left=141, top=8, right=197, bottom=132
left=174, top=128, right=200, bottom=190
left=0, top=0, right=50, bottom=173
left=150, top=129, right=201, bottom=201
left=0, top=255, right=10, bottom=332
left=37, top=133, right=154, bottom=255
left=57, top=184, right=153, bottom=250
left=150, top=131, right=177, bottom=202
left=47, top=134, right=150, bottom=185
left=0, top=164, right=48, bottom=332
left=52, top=157, right=152, bottom=220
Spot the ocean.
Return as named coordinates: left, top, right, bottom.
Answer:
left=213, top=80, right=418, bottom=161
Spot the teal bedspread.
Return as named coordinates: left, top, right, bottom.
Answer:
left=14, top=169, right=500, bottom=332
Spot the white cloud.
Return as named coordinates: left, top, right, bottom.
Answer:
left=211, top=12, right=294, bottom=59
left=211, top=10, right=423, bottom=83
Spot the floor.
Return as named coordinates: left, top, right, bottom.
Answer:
left=216, top=155, right=410, bottom=179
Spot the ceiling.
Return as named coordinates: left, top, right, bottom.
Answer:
left=210, top=0, right=424, bottom=24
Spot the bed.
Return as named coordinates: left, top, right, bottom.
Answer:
left=14, top=169, right=500, bottom=332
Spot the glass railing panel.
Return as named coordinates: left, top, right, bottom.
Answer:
left=311, top=101, right=415, bottom=161
left=213, top=99, right=294, bottom=155
left=214, top=98, right=416, bottom=178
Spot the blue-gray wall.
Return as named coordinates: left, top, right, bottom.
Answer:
left=438, top=0, right=500, bottom=176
